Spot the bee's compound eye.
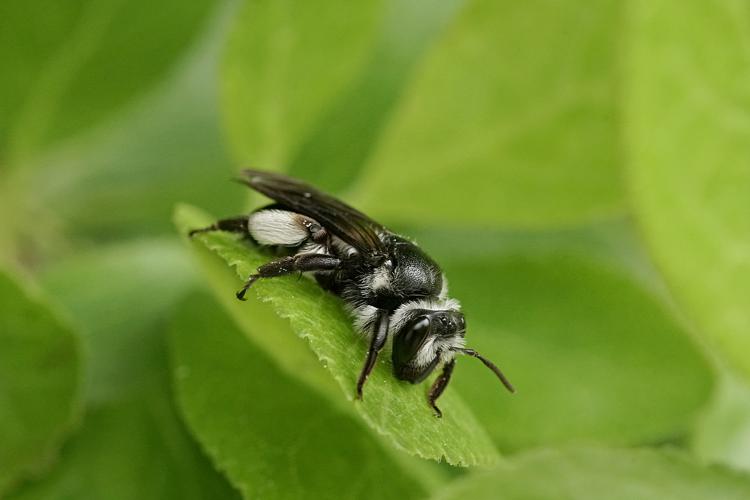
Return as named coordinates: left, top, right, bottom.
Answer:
left=393, top=316, right=433, bottom=376
left=411, top=317, right=430, bottom=335
left=401, top=317, right=430, bottom=350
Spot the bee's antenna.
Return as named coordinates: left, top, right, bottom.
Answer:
left=453, top=347, right=515, bottom=393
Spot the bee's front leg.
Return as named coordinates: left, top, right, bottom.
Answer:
left=427, top=359, right=455, bottom=418
left=356, top=309, right=390, bottom=400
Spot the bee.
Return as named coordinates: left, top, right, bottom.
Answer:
left=190, top=169, right=514, bottom=416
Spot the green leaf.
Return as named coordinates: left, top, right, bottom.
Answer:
left=174, top=204, right=500, bottom=466
left=11, top=241, right=239, bottom=500
left=221, top=0, right=382, bottom=170
left=353, top=0, right=624, bottom=228
left=169, top=292, right=427, bottom=499
left=9, top=372, right=239, bottom=500
left=414, top=226, right=713, bottom=450
left=221, top=0, right=462, bottom=191
left=35, top=22, right=242, bottom=241
left=0, top=20, right=241, bottom=269
left=625, top=2, right=750, bottom=379
left=0, top=271, right=81, bottom=496
left=0, top=0, right=85, bottom=161
left=434, top=446, right=750, bottom=500
left=0, top=0, right=218, bottom=165
left=693, top=369, right=750, bottom=471
left=40, top=239, right=197, bottom=403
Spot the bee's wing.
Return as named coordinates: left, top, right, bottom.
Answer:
left=237, top=169, right=387, bottom=259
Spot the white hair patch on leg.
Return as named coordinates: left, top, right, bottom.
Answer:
left=248, top=210, right=313, bottom=246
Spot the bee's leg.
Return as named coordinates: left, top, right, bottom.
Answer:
left=188, top=216, right=248, bottom=237
left=427, top=359, right=455, bottom=418
left=356, top=309, right=390, bottom=400
left=235, top=253, right=341, bottom=300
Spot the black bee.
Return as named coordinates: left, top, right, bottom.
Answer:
left=190, top=169, right=514, bottom=416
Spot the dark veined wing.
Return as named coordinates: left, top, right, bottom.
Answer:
left=237, top=169, right=387, bottom=259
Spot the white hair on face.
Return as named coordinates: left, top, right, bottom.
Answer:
left=413, top=335, right=465, bottom=369
left=389, top=297, right=462, bottom=334
left=248, top=210, right=311, bottom=246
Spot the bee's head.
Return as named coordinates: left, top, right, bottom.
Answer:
left=390, top=301, right=515, bottom=393
left=391, top=306, right=466, bottom=383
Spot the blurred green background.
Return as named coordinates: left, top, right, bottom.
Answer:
left=1, top=0, right=750, bottom=498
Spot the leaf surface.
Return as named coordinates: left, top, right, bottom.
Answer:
left=353, top=0, right=624, bottom=227
left=435, top=446, right=750, bottom=500
left=221, top=0, right=463, bottom=191
left=0, top=272, right=81, bottom=496
left=9, top=241, right=239, bottom=500
left=169, top=292, right=427, bottom=499
left=625, top=1, right=750, bottom=379
left=0, top=0, right=218, bottom=164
